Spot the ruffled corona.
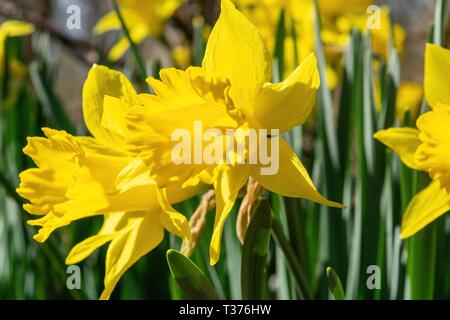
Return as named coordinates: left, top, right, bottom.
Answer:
left=415, top=104, right=450, bottom=192
left=16, top=63, right=206, bottom=299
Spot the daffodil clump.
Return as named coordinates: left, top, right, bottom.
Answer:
left=5, top=0, right=450, bottom=301
left=17, top=0, right=342, bottom=298
left=234, top=0, right=404, bottom=87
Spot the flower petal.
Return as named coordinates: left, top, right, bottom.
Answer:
left=424, top=43, right=450, bottom=107
left=373, top=127, right=421, bottom=170
left=251, top=53, right=320, bottom=132
left=210, top=165, right=249, bottom=265
left=0, top=20, right=34, bottom=37
left=157, top=188, right=191, bottom=240
left=202, top=0, right=271, bottom=112
left=401, top=180, right=450, bottom=238
left=65, top=212, right=126, bottom=265
left=100, top=211, right=164, bottom=300
left=93, top=11, right=121, bottom=35
left=82, top=65, right=139, bottom=149
left=251, top=138, right=343, bottom=207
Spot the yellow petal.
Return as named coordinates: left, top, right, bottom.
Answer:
left=251, top=53, right=320, bottom=132
left=373, top=127, right=421, bottom=170
left=66, top=212, right=126, bottom=264
left=101, top=96, right=129, bottom=138
left=66, top=233, right=116, bottom=265
left=82, top=64, right=139, bottom=149
left=108, top=37, right=131, bottom=62
left=100, top=211, right=164, bottom=300
left=401, top=180, right=450, bottom=238
left=251, top=138, right=343, bottom=208
left=112, top=158, right=154, bottom=194
left=107, top=23, right=150, bottom=61
left=424, top=43, right=450, bottom=107
left=93, top=12, right=121, bottom=35
left=0, top=20, right=34, bottom=37
left=202, top=0, right=271, bottom=112
left=156, top=188, right=191, bottom=240
left=75, top=136, right=129, bottom=157
left=210, top=165, right=249, bottom=265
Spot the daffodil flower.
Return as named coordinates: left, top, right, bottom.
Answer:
left=0, top=20, right=34, bottom=74
left=126, top=0, right=343, bottom=265
left=374, top=43, right=450, bottom=238
left=94, top=0, right=184, bottom=61
left=17, top=65, right=203, bottom=299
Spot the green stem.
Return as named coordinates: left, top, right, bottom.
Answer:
left=111, top=0, right=148, bottom=85
left=433, top=0, right=448, bottom=46
left=271, top=219, right=312, bottom=299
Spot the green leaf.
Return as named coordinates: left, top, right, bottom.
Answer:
left=111, top=0, right=147, bottom=86
left=273, top=9, right=285, bottom=81
left=326, top=267, right=345, bottom=300
left=166, top=249, right=220, bottom=300
left=193, top=16, right=206, bottom=67
left=241, top=199, right=272, bottom=300
left=29, top=62, right=75, bottom=134
left=433, top=0, right=448, bottom=46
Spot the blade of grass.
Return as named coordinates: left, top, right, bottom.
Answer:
left=271, top=218, right=311, bottom=299
left=29, top=62, right=75, bottom=133
left=111, top=0, right=147, bottom=85
left=433, top=0, right=448, bottom=46
left=193, top=16, right=206, bottom=67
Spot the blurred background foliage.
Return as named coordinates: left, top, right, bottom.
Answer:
left=0, top=0, right=449, bottom=300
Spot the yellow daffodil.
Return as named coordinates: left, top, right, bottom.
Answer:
left=94, top=0, right=184, bottom=61
left=126, top=0, right=343, bottom=265
left=374, top=43, right=450, bottom=238
left=17, top=65, right=203, bottom=299
left=0, top=20, right=34, bottom=74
